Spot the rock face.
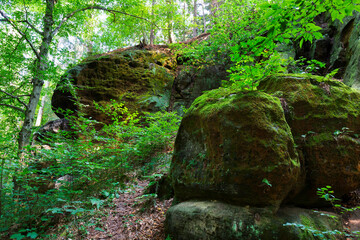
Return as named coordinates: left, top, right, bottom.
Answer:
left=296, top=12, right=360, bottom=89
left=165, top=201, right=341, bottom=240
left=52, top=46, right=228, bottom=122
left=52, top=48, right=177, bottom=122
left=167, top=74, right=360, bottom=238
left=170, top=65, right=225, bottom=111
left=33, top=118, right=71, bottom=143
left=171, top=89, right=300, bottom=210
left=258, top=74, right=360, bottom=206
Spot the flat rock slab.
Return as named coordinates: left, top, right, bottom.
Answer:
left=165, top=201, right=342, bottom=240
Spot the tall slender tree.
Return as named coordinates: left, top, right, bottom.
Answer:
left=150, top=0, right=156, bottom=45
left=193, top=0, right=198, bottom=37
left=0, top=0, right=152, bottom=152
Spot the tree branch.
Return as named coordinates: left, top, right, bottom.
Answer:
left=0, top=103, right=25, bottom=113
left=22, top=1, right=43, bottom=35
left=52, top=6, right=159, bottom=36
left=21, top=20, right=43, bottom=35
left=0, top=11, right=40, bottom=59
left=1, top=95, right=31, bottom=100
left=0, top=89, right=28, bottom=109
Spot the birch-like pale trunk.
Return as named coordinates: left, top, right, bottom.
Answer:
left=1, top=0, right=152, bottom=152
left=18, top=0, right=55, bottom=151
left=35, top=80, right=49, bottom=127
left=166, top=0, right=173, bottom=44
left=150, top=0, right=156, bottom=45
left=193, top=0, right=198, bottom=38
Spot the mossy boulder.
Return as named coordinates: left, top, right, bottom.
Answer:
left=258, top=74, right=360, bottom=139
left=258, top=74, right=360, bottom=206
left=294, top=133, right=360, bottom=206
left=52, top=48, right=176, bottom=122
left=171, top=88, right=300, bottom=210
left=165, top=201, right=342, bottom=240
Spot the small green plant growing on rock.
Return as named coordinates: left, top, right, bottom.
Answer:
left=284, top=186, right=360, bottom=239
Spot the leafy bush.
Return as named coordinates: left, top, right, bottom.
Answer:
left=0, top=100, right=182, bottom=239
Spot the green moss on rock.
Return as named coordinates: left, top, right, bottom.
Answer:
left=171, top=88, right=300, bottom=210
left=165, top=201, right=342, bottom=240
left=257, top=74, right=360, bottom=206
left=258, top=74, right=360, bottom=140
left=52, top=49, right=176, bottom=122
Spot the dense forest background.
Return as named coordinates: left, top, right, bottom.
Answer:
left=1, top=0, right=360, bottom=239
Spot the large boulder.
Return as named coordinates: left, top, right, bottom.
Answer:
left=52, top=47, right=176, bottom=122
left=170, top=73, right=360, bottom=212
left=258, top=74, right=360, bottom=206
left=52, top=46, right=230, bottom=123
left=165, top=201, right=342, bottom=240
left=171, top=88, right=300, bottom=210
left=258, top=75, right=360, bottom=139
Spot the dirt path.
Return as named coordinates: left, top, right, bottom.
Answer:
left=87, top=180, right=172, bottom=240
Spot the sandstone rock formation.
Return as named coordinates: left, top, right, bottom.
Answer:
left=171, top=89, right=300, bottom=210
left=52, top=47, right=177, bottom=122
left=166, top=201, right=341, bottom=240
left=258, top=74, right=360, bottom=206
left=166, top=74, right=360, bottom=239
left=52, top=46, right=227, bottom=122
left=295, top=12, right=360, bottom=89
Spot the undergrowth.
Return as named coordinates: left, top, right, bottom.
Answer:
left=0, top=100, right=181, bottom=239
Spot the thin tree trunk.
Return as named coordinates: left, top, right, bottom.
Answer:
left=35, top=81, right=49, bottom=126
left=183, top=3, right=186, bottom=41
left=18, top=0, right=55, bottom=151
left=166, top=0, right=173, bottom=44
left=202, top=4, right=206, bottom=32
left=150, top=0, right=156, bottom=45
left=193, top=0, right=198, bottom=38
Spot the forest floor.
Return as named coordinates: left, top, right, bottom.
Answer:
left=85, top=180, right=172, bottom=240
left=49, top=180, right=360, bottom=240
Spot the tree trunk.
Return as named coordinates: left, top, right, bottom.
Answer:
left=18, top=0, right=55, bottom=151
left=35, top=81, right=49, bottom=127
left=202, top=4, right=206, bottom=32
left=150, top=0, right=156, bottom=45
left=193, top=0, right=198, bottom=38
left=183, top=3, right=186, bottom=41
left=166, top=0, right=173, bottom=44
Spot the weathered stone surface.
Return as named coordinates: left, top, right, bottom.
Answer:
left=258, top=74, right=360, bottom=206
left=294, top=133, right=360, bottom=206
left=165, top=201, right=342, bottom=240
left=258, top=75, right=360, bottom=139
left=171, top=88, right=300, bottom=210
left=52, top=48, right=176, bottom=122
left=171, top=74, right=360, bottom=210
left=52, top=46, right=229, bottom=122
left=33, top=118, right=71, bottom=143
left=295, top=12, right=360, bottom=88
left=170, top=65, right=226, bottom=111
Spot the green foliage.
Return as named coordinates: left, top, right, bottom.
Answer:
left=176, top=0, right=359, bottom=91
left=262, top=178, right=272, bottom=187
left=0, top=100, right=181, bottom=239
left=284, top=186, right=360, bottom=239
